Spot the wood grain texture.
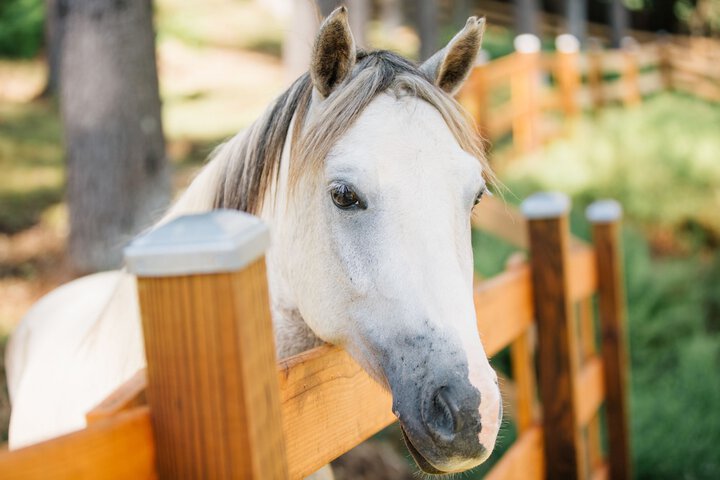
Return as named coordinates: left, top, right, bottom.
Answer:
left=137, top=259, right=289, bottom=479
left=483, top=426, right=544, bottom=480
left=592, top=220, right=631, bottom=480
left=511, top=330, right=538, bottom=433
left=0, top=407, right=156, bottom=480
left=475, top=264, right=534, bottom=356
left=278, top=346, right=394, bottom=479
left=84, top=255, right=535, bottom=479
left=527, top=214, right=583, bottom=479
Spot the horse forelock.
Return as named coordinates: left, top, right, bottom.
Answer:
left=209, top=50, right=492, bottom=216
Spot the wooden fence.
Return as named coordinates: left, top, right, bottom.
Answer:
left=458, top=34, right=720, bottom=155
left=0, top=192, right=630, bottom=480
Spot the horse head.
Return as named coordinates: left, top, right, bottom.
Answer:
left=263, top=8, right=502, bottom=474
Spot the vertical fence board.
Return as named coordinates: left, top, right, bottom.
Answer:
left=622, top=42, right=641, bottom=106
left=555, top=35, right=581, bottom=118
left=512, top=35, right=542, bottom=154
left=523, top=193, right=583, bottom=480
left=459, top=59, right=491, bottom=138
left=587, top=201, right=631, bottom=480
left=126, top=211, right=289, bottom=480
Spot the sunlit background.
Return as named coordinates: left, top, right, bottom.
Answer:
left=1, top=1, right=719, bottom=478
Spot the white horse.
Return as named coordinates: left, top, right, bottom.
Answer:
left=6, top=8, right=501, bottom=476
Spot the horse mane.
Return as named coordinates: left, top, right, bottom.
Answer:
left=204, top=50, right=490, bottom=216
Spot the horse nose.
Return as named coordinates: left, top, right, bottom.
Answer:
left=422, top=385, right=464, bottom=444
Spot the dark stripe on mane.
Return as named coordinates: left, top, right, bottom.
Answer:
left=213, top=73, right=313, bottom=214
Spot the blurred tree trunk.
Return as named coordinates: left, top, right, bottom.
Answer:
left=379, top=0, right=402, bottom=34
left=44, top=0, right=66, bottom=96
left=514, top=0, right=540, bottom=36
left=565, top=0, right=587, bottom=45
left=452, top=0, right=470, bottom=29
left=417, top=1, right=438, bottom=60
left=60, top=0, right=170, bottom=273
left=283, top=0, right=319, bottom=81
left=609, top=0, right=629, bottom=48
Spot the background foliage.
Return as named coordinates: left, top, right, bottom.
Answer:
left=494, top=92, right=720, bottom=479
left=1, top=1, right=719, bottom=478
left=0, top=0, right=43, bottom=58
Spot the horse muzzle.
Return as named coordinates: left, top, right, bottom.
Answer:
left=391, top=374, right=496, bottom=474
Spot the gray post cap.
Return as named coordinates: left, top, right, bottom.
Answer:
left=124, top=210, right=270, bottom=277
left=514, top=33, right=541, bottom=54
left=521, top=192, right=571, bottom=219
left=586, top=199, right=623, bottom=223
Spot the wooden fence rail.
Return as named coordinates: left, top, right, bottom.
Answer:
left=0, top=193, right=630, bottom=479
left=460, top=34, right=720, bottom=156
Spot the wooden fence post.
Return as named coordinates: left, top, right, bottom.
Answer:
left=587, top=38, right=605, bottom=111
left=555, top=34, right=581, bottom=118
left=512, top=34, right=542, bottom=155
left=125, top=210, right=289, bottom=479
left=586, top=200, right=631, bottom=480
left=658, top=35, right=674, bottom=91
left=458, top=50, right=491, bottom=139
left=621, top=37, right=642, bottom=107
left=522, top=192, right=582, bottom=479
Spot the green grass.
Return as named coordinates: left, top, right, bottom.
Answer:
left=155, top=0, right=284, bottom=57
left=0, top=101, right=64, bottom=233
left=621, top=229, right=720, bottom=479
left=501, top=92, right=720, bottom=252
left=489, top=91, right=720, bottom=479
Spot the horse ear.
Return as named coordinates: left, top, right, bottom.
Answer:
left=310, top=6, right=356, bottom=98
left=420, top=17, right=486, bottom=95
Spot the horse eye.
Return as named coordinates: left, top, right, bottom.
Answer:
left=473, top=188, right=486, bottom=206
left=330, top=184, right=364, bottom=210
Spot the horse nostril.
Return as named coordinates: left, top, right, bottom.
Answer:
left=423, top=386, right=462, bottom=443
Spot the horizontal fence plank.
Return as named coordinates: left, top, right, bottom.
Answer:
left=575, top=356, right=605, bottom=428
left=472, top=196, right=529, bottom=249
left=483, top=426, right=544, bottom=480
left=67, top=261, right=536, bottom=479
left=475, top=265, right=534, bottom=356
left=638, top=71, right=664, bottom=95
left=0, top=407, right=156, bottom=480
left=278, top=346, right=394, bottom=479
left=483, top=53, right=526, bottom=87
left=569, top=245, right=598, bottom=301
